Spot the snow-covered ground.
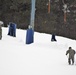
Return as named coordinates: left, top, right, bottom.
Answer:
left=0, top=27, right=76, bottom=75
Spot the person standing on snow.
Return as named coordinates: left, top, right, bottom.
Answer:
left=66, top=47, right=76, bottom=65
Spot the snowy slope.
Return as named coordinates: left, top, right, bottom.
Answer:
left=0, top=27, right=76, bottom=75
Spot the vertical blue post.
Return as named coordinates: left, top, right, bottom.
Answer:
left=26, top=0, right=36, bottom=44
left=13, top=23, right=16, bottom=37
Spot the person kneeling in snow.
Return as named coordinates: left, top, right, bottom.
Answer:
left=66, top=47, right=76, bottom=65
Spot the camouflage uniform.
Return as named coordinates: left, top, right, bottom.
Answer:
left=66, top=47, right=76, bottom=65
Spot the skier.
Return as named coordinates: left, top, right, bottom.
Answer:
left=66, top=47, right=76, bottom=65
left=51, top=34, right=57, bottom=41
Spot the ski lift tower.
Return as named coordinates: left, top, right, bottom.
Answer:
left=26, top=0, right=36, bottom=44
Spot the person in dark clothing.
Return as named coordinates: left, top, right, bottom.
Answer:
left=8, top=22, right=16, bottom=37
left=51, top=34, right=57, bottom=41
left=66, top=47, right=76, bottom=65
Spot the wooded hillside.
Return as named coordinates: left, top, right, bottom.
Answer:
left=0, top=0, right=76, bottom=39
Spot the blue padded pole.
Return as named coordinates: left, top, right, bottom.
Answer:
left=26, top=0, right=36, bottom=44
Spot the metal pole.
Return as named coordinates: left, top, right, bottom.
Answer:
left=30, top=0, right=36, bottom=30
